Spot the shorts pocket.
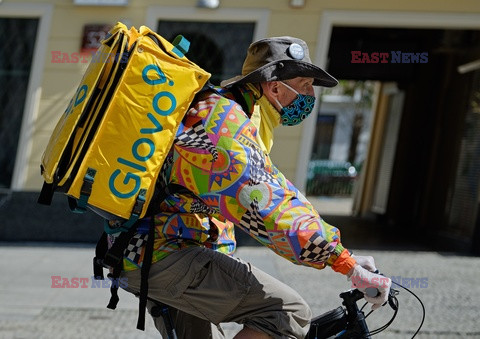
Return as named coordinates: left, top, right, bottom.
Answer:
left=179, top=255, right=252, bottom=324
left=164, top=252, right=211, bottom=298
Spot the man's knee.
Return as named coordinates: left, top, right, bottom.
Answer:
left=297, top=296, right=312, bottom=322
left=289, top=296, right=312, bottom=338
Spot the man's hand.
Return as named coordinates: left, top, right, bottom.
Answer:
left=351, top=254, right=376, bottom=272
left=347, top=265, right=392, bottom=310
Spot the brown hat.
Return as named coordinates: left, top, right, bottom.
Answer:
left=220, top=36, right=338, bottom=88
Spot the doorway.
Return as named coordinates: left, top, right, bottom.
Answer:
left=306, top=79, right=378, bottom=215
left=307, top=19, right=480, bottom=251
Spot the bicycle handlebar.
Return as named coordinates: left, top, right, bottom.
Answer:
left=339, top=289, right=372, bottom=338
left=339, top=273, right=399, bottom=338
left=363, top=270, right=399, bottom=310
left=308, top=265, right=423, bottom=339
left=307, top=285, right=400, bottom=338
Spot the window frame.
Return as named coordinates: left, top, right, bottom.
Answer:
left=145, top=6, right=269, bottom=48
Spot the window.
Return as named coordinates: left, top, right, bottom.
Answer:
left=312, top=114, right=336, bottom=160
left=157, top=21, right=255, bottom=85
left=0, top=18, right=38, bottom=188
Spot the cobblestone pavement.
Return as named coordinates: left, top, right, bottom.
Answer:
left=0, top=244, right=479, bottom=338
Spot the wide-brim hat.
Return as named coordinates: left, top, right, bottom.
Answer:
left=221, top=36, right=338, bottom=88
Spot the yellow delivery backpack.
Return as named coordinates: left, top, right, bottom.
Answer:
left=38, top=23, right=210, bottom=229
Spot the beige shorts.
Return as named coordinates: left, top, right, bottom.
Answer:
left=121, top=246, right=311, bottom=338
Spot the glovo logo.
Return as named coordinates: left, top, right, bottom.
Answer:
left=64, top=85, right=88, bottom=116
left=108, top=63, right=176, bottom=199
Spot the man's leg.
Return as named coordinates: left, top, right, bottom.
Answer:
left=121, top=246, right=311, bottom=339
left=147, top=300, right=225, bottom=339
left=220, top=260, right=312, bottom=338
left=235, top=327, right=272, bottom=339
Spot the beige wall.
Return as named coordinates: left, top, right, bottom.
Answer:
left=4, top=0, right=480, bottom=190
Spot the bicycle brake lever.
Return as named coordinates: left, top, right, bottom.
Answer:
left=388, top=288, right=399, bottom=311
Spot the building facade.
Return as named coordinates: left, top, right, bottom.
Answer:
left=1, top=0, right=480, bottom=253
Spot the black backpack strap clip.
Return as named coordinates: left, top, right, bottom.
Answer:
left=92, top=217, right=156, bottom=331
left=93, top=225, right=136, bottom=309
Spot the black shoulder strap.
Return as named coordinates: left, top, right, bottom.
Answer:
left=146, top=182, right=191, bottom=216
left=136, top=217, right=155, bottom=330
left=37, top=182, right=54, bottom=205
left=93, top=182, right=188, bottom=331
left=229, top=85, right=250, bottom=115
left=197, top=82, right=250, bottom=115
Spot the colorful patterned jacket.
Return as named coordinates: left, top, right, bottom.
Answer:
left=120, top=86, right=356, bottom=275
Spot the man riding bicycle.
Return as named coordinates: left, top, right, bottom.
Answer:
left=117, top=36, right=391, bottom=338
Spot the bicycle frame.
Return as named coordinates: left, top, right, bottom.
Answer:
left=150, top=301, right=178, bottom=339
left=307, top=289, right=371, bottom=339
left=152, top=289, right=370, bottom=339
left=151, top=286, right=406, bottom=339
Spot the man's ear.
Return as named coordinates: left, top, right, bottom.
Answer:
left=261, top=81, right=280, bottom=97
left=261, top=81, right=282, bottom=111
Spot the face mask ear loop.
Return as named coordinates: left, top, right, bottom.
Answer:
left=273, top=97, right=283, bottom=112
left=280, top=81, right=299, bottom=95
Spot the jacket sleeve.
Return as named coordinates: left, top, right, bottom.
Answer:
left=170, top=94, right=356, bottom=274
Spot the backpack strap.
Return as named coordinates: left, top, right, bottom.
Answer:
left=93, top=225, right=137, bottom=310
left=71, top=167, right=97, bottom=213
left=229, top=85, right=251, bottom=115
left=92, top=182, right=184, bottom=331
left=37, top=182, right=55, bottom=205
left=93, top=231, right=108, bottom=280
left=136, top=216, right=155, bottom=330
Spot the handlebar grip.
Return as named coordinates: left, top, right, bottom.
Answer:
left=364, top=269, right=381, bottom=297
left=364, top=280, right=399, bottom=311
left=365, top=287, right=380, bottom=298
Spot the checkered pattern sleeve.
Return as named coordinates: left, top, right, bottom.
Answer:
left=170, top=93, right=355, bottom=272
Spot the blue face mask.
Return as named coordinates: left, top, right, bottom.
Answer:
left=275, top=82, right=316, bottom=126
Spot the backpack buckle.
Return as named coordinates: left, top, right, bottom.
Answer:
left=102, top=251, right=124, bottom=269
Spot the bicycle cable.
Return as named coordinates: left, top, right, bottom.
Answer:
left=361, top=291, right=398, bottom=336
left=368, top=295, right=399, bottom=336
left=390, top=280, right=426, bottom=338
left=361, top=280, right=425, bottom=338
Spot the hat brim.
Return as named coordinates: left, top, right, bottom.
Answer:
left=220, top=59, right=338, bottom=88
